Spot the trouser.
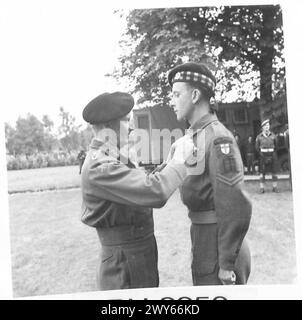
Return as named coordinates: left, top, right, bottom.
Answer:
left=190, top=223, right=251, bottom=286
left=259, top=153, right=278, bottom=183
left=96, top=225, right=159, bottom=290
left=246, top=153, right=255, bottom=174
left=79, top=161, right=84, bottom=174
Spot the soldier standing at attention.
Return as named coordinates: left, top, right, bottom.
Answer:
left=80, top=92, right=195, bottom=290
left=167, top=62, right=252, bottom=285
left=234, top=133, right=245, bottom=167
left=246, top=136, right=256, bottom=175
left=77, top=149, right=87, bottom=174
left=255, top=119, right=279, bottom=193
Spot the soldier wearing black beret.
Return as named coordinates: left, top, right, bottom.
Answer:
left=167, top=62, right=252, bottom=285
left=80, top=91, right=195, bottom=290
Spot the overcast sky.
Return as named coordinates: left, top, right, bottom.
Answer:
left=1, top=0, right=129, bottom=128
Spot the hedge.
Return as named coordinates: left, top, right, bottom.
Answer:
left=6, top=151, right=79, bottom=170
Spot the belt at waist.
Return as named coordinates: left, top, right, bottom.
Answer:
left=96, top=220, right=154, bottom=246
left=261, top=148, right=274, bottom=153
left=188, top=210, right=217, bottom=224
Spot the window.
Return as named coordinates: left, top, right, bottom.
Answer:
left=233, top=108, right=248, bottom=124
left=137, top=115, right=150, bottom=130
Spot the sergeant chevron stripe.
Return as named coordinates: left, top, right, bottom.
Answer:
left=216, top=173, right=243, bottom=186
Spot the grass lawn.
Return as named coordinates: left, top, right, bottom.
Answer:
left=7, top=166, right=81, bottom=193
left=8, top=170, right=296, bottom=297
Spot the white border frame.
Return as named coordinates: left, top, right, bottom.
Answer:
left=1, top=0, right=302, bottom=300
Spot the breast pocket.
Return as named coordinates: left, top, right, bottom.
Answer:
left=186, top=157, right=205, bottom=176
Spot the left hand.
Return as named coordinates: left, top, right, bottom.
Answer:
left=218, top=268, right=236, bottom=285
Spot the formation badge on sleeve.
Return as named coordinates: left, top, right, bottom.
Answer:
left=220, top=143, right=230, bottom=155
left=214, top=136, right=243, bottom=186
left=214, top=137, right=233, bottom=155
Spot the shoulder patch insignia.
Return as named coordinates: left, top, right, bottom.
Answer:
left=220, top=143, right=230, bottom=155
left=213, top=137, right=233, bottom=145
left=212, top=135, right=243, bottom=186
left=214, top=137, right=233, bottom=155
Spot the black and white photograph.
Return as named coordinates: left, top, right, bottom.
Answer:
left=0, top=0, right=301, bottom=300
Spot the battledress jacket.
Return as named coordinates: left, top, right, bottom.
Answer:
left=255, top=131, right=278, bottom=176
left=255, top=131, right=277, bottom=156
left=180, top=113, right=252, bottom=271
left=81, top=138, right=188, bottom=229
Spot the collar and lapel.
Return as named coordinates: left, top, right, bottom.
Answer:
left=89, top=138, right=136, bottom=168
left=188, top=113, right=219, bottom=138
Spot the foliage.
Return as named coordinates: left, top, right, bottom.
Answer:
left=5, top=122, right=16, bottom=155
left=79, top=125, right=94, bottom=150
left=6, top=151, right=79, bottom=171
left=58, top=107, right=82, bottom=152
left=111, top=5, right=285, bottom=105
left=6, top=114, right=51, bottom=155
left=41, top=114, right=56, bottom=152
left=5, top=109, right=94, bottom=163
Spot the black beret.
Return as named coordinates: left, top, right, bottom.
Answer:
left=168, top=62, right=216, bottom=96
left=83, top=92, right=134, bottom=124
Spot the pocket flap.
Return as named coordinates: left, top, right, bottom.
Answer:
left=194, top=262, right=217, bottom=276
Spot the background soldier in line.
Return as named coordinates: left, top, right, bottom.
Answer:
left=167, top=62, right=252, bottom=285
left=234, top=132, right=245, bottom=167
left=80, top=92, right=195, bottom=290
left=245, top=136, right=256, bottom=175
left=77, top=149, right=87, bottom=174
left=255, top=119, right=279, bottom=193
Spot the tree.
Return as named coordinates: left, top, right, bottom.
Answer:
left=210, top=5, right=284, bottom=103
left=42, top=114, right=56, bottom=152
left=79, top=125, right=94, bottom=150
left=12, top=114, right=46, bottom=155
left=58, top=107, right=81, bottom=151
left=58, top=107, right=76, bottom=137
left=42, top=114, right=54, bottom=132
left=111, top=5, right=284, bottom=105
left=5, top=123, right=16, bottom=155
left=5, top=114, right=59, bottom=155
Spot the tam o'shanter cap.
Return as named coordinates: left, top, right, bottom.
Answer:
left=168, top=62, right=216, bottom=97
left=83, top=92, right=134, bottom=124
left=261, top=119, right=270, bottom=127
